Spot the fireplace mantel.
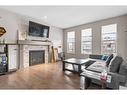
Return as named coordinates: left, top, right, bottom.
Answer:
left=18, top=40, right=52, bottom=46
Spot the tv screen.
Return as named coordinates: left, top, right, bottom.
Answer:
left=29, top=21, right=49, bottom=38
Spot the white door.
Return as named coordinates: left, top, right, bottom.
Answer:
left=8, top=45, right=18, bottom=71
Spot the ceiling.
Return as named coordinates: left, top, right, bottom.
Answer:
left=0, top=6, right=127, bottom=29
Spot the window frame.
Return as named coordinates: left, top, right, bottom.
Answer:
left=101, top=24, right=117, bottom=55
left=67, top=31, right=75, bottom=54
left=81, top=28, right=92, bottom=54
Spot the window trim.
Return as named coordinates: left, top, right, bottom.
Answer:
left=101, top=23, right=117, bottom=55
left=67, top=31, right=76, bottom=54
left=81, top=28, right=92, bottom=55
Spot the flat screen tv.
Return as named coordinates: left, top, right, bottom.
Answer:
left=29, top=21, right=50, bottom=38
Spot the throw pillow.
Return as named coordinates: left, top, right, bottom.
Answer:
left=106, top=54, right=114, bottom=66
left=108, top=54, right=116, bottom=71
left=101, top=55, right=105, bottom=60
left=101, top=55, right=108, bottom=61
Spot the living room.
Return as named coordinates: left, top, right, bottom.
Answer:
left=0, top=5, right=127, bottom=91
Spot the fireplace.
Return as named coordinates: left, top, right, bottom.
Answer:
left=19, top=44, right=49, bottom=68
left=29, top=50, right=45, bottom=66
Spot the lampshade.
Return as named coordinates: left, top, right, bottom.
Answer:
left=0, top=27, right=6, bottom=37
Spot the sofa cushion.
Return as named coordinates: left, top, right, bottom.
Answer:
left=119, top=61, right=127, bottom=80
left=106, top=54, right=114, bottom=66
left=109, top=56, right=123, bottom=73
left=89, top=54, right=102, bottom=59
left=86, top=61, right=106, bottom=73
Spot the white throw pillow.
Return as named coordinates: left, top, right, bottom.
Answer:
left=108, top=54, right=117, bottom=72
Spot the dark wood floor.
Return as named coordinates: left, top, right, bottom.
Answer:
left=0, top=62, right=100, bottom=89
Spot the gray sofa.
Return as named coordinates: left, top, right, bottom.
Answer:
left=82, top=54, right=127, bottom=89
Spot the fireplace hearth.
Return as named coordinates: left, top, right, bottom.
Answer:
left=29, top=50, right=45, bottom=66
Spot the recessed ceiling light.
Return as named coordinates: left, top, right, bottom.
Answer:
left=44, top=16, right=47, bottom=19
left=41, top=16, right=47, bottom=20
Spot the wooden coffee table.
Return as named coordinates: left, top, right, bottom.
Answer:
left=63, top=58, right=95, bottom=75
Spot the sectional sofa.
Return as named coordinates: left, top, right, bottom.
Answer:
left=80, top=54, right=127, bottom=89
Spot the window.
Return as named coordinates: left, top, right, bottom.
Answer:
left=67, top=31, right=75, bottom=53
left=101, top=24, right=117, bottom=54
left=81, top=28, right=92, bottom=54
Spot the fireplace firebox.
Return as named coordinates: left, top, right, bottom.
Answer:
left=29, top=50, right=45, bottom=66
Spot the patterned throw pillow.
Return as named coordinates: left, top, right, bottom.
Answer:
left=106, top=54, right=114, bottom=66
left=101, top=55, right=109, bottom=61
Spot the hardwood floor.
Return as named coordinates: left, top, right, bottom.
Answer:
left=0, top=62, right=81, bottom=89
left=0, top=61, right=101, bottom=89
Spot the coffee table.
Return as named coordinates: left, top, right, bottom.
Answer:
left=80, top=69, right=112, bottom=89
left=63, top=58, right=95, bottom=75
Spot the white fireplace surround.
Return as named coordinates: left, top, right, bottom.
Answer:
left=19, top=45, right=49, bottom=68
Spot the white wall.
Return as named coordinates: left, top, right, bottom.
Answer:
left=0, top=9, right=63, bottom=49
left=49, top=26, right=63, bottom=48
left=0, top=9, right=19, bottom=43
